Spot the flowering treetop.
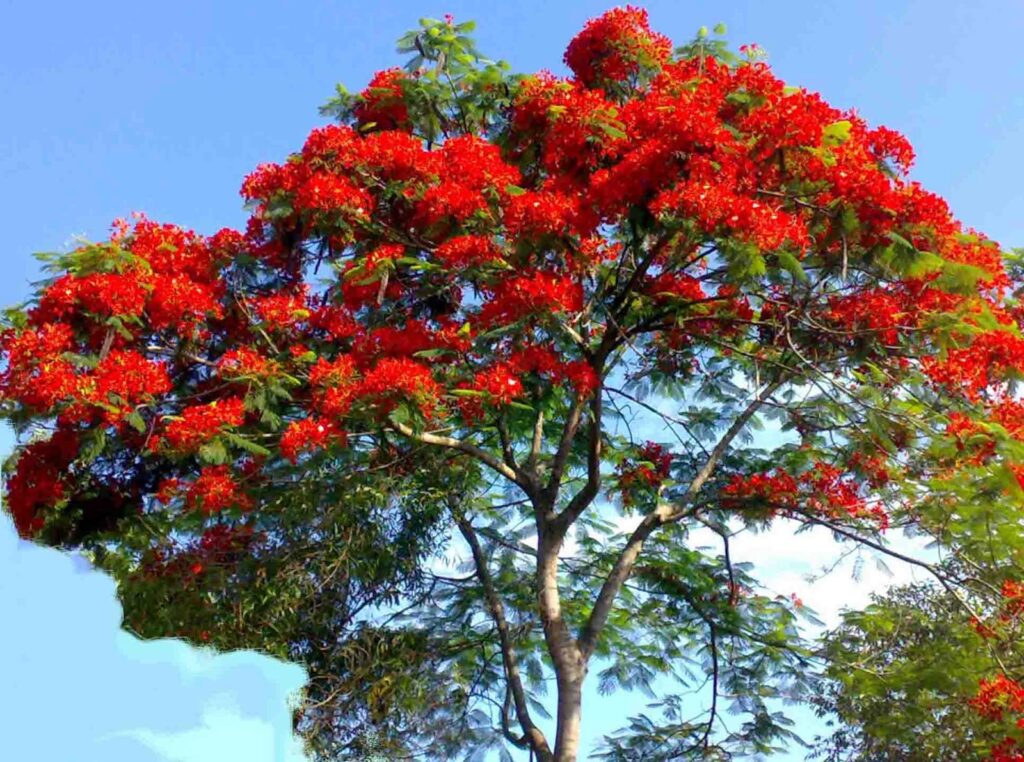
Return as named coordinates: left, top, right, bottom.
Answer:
left=3, top=7, right=1023, bottom=761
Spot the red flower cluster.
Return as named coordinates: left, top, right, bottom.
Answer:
left=563, top=5, right=672, bottom=89
left=279, top=417, right=343, bottom=463
left=972, top=675, right=1024, bottom=722
left=722, top=463, right=889, bottom=529
left=157, top=398, right=246, bottom=453
left=158, top=466, right=252, bottom=514
left=354, top=68, right=410, bottom=130
left=218, top=347, right=279, bottom=379
left=356, top=358, right=442, bottom=419
left=5, top=429, right=80, bottom=537
left=922, top=331, right=1024, bottom=400
left=472, top=363, right=524, bottom=404
left=478, top=271, right=583, bottom=327
left=148, top=273, right=223, bottom=331
left=88, top=350, right=172, bottom=424
left=434, top=235, right=504, bottom=268
left=616, top=442, right=672, bottom=506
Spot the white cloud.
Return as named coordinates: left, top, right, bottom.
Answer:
left=109, top=693, right=310, bottom=762
left=0, top=513, right=310, bottom=762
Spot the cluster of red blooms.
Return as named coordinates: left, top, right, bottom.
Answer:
left=154, top=398, right=247, bottom=454
left=156, top=465, right=253, bottom=515
left=4, top=429, right=80, bottom=536
left=217, top=346, right=279, bottom=379
left=434, top=235, right=503, bottom=268
left=478, top=270, right=584, bottom=327
left=923, top=330, right=1024, bottom=401
left=563, top=5, right=671, bottom=90
left=353, top=68, right=410, bottom=130
left=971, top=580, right=1024, bottom=641
left=279, top=417, right=343, bottom=463
left=616, top=442, right=673, bottom=506
left=970, top=675, right=1024, bottom=761
left=825, top=288, right=915, bottom=348
left=136, top=524, right=262, bottom=588
left=721, top=462, right=889, bottom=529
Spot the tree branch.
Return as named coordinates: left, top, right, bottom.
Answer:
left=578, top=380, right=783, bottom=658
left=455, top=514, right=552, bottom=759
left=390, top=421, right=531, bottom=493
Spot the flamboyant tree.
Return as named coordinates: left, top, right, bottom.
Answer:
left=3, top=7, right=1024, bottom=761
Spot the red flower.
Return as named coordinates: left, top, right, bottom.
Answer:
left=354, top=68, right=410, bottom=130
left=184, top=466, right=252, bottom=514
left=158, top=397, right=246, bottom=453
left=564, top=6, right=672, bottom=89
left=478, top=271, right=584, bottom=327
left=280, top=417, right=343, bottom=463
left=218, top=347, right=278, bottom=379
left=4, top=429, right=80, bottom=537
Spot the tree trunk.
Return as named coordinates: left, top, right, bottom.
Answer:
left=536, top=528, right=587, bottom=762
left=553, top=668, right=585, bottom=761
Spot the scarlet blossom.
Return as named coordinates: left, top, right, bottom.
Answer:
left=0, top=323, right=78, bottom=412
left=415, top=181, right=490, bottom=228
left=184, top=466, right=253, bottom=514
left=217, top=347, right=278, bottom=379
left=147, top=274, right=222, bottom=331
left=301, top=124, right=360, bottom=165
left=294, top=171, right=373, bottom=219
left=309, top=355, right=359, bottom=390
left=158, top=397, right=246, bottom=453
left=91, top=350, right=172, bottom=415
left=616, top=441, right=673, bottom=506
left=473, top=363, right=525, bottom=405
left=127, top=218, right=217, bottom=282
left=36, top=272, right=149, bottom=320
left=439, top=135, right=520, bottom=194
left=478, top=271, right=584, bottom=327
left=308, top=304, right=360, bottom=340
left=280, top=417, right=343, bottom=463
left=354, top=68, right=411, bottom=130
left=922, top=331, right=1024, bottom=400
left=509, top=74, right=624, bottom=179
left=722, top=463, right=890, bottom=529
left=502, top=346, right=600, bottom=399
left=4, top=429, right=80, bottom=537
left=564, top=5, right=672, bottom=89
left=1003, top=580, right=1024, bottom=619
left=504, top=190, right=583, bottom=239
left=355, top=321, right=441, bottom=361
left=646, top=273, right=707, bottom=303
left=355, top=358, right=442, bottom=418
left=972, top=674, right=1024, bottom=722
left=434, top=235, right=504, bottom=268
left=252, top=289, right=310, bottom=327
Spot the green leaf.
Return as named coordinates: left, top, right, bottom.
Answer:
left=223, top=431, right=273, bottom=457
left=198, top=440, right=229, bottom=465
left=125, top=411, right=147, bottom=434
left=449, top=388, right=484, bottom=397
left=822, top=120, right=853, bottom=146
left=776, top=250, right=808, bottom=282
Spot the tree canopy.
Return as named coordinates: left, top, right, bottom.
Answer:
left=3, top=7, right=1024, bottom=761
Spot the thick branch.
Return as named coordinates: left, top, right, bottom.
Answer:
left=456, top=515, right=552, bottom=759
left=553, top=390, right=604, bottom=532
left=391, top=421, right=531, bottom=493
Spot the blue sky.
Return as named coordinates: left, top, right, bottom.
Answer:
left=1, top=1, right=1023, bottom=760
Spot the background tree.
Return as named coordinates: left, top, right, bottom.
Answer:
left=3, top=7, right=1023, bottom=761
left=813, top=577, right=1024, bottom=761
